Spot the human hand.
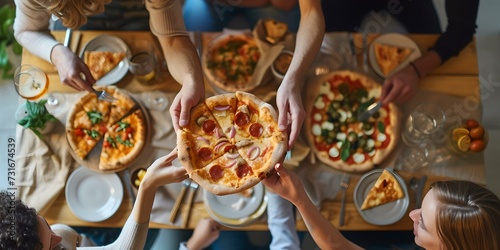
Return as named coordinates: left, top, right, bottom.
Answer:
left=169, top=82, right=205, bottom=131
left=51, top=44, right=95, bottom=92
left=380, top=65, right=419, bottom=105
left=262, top=163, right=307, bottom=205
left=276, top=85, right=306, bottom=149
left=186, top=218, right=220, bottom=250
left=141, top=148, right=188, bottom=189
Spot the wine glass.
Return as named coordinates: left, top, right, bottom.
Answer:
left=13, top=64, right=65, bottom=114
left=144, top=91, right=169, bottom=111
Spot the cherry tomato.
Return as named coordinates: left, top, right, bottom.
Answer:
left=465, top=119, right=479, bottom=129
left=469, top=126, right=485, bottom=139
left=103, top=140, right=111, bottom=148
left=469, top=140, right=486, bottom=152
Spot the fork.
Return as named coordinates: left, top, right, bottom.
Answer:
left=339, top=174, right=350, bottom=226
left=94, top=89, right=117, bottom=102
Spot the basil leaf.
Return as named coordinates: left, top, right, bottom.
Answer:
left=87, top=111, right=103, bottom=125
left=85, top=129, right=100, bottom=139
left=116, top=136, right=134, bottom=147
left=378, top=121, right=385, bottom=134
left=107, top=136, right=117, bottom=148
left=116, top=121, right=130, bottom=132
left=340, top=139, right=351, bottom=162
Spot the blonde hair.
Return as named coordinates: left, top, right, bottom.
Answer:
left=432, top=181, right=500, bottom=250
left=47, top=0, right=112, bottom=29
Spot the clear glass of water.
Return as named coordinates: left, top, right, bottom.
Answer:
left=402, top=103, right=446, bottom=145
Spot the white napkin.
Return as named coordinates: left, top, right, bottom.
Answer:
left=295, top=163, right=343, bottom=207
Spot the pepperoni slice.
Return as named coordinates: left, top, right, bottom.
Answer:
left=209, top=165, right=224, bottom=180
left=202, top=120, right=216, bottom=134
left=236, top=163, right=253, bottom=178
left=235, top=112, right=250, bottom=127
left=249, top=123, right=263, bottom=137
left=197, top=147, right=212, bottom=161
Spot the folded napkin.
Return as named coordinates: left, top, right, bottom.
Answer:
left=295, top=163, right=343, bottom=207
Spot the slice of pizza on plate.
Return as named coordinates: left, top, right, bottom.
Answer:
left=84, top=51, right=126, bottom=80
left=374, top=43, right=413, bottom=76
left=100, top=109, right=146, bottom=171
left=360, top=169, right=405, bottom=210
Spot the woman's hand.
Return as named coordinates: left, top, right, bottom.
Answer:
left=141, top=149, right=188, bottom=190
left=262, top=163, right=307, bottom=205
left=51, top=44, right=95, bottom=92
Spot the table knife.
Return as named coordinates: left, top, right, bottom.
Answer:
left=415, top=175, right=428, bottom=209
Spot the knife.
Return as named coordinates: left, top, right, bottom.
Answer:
left=414, top=175, right=428, bottom=209
left=122, top=169, right=136, bottom=204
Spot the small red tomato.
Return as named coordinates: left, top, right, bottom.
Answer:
left=469, top=126, right=485, bottom=139
left=469, top=140, right=486, bottom=152
left=466, top=119, right=479, bottom=129
left=74, top=128, right=85, bottom=137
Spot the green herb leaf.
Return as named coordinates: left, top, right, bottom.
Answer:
left=116, top=136, right=134, bottom=147
left=85, top=129, right=100, bottom=139
left=340, top=139, right=351, bottom=162
left=87, top=111, right=103, bottom=125
left=378, top=121, right=385, bottom=134
left=107, top=136, right=117, bottom=148
left=116, top=121, right=130, bottom=132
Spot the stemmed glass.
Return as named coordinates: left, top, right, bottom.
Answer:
left=13, top=64, right=65, bottom=114
left=144, top=91, right=169, bottom=111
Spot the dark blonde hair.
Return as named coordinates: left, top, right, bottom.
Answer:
left=431, top=181, right=500, bottom=250
left=47, top=0, right=111, bottom=29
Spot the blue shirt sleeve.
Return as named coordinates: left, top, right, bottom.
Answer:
left=267, top=192, right=301, bottom=250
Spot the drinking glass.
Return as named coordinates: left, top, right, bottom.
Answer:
left=13, top=64, right=65, bottom=114
left=396, top=140, right=436, bottom=172
left=128, top=39, right=160, bottom=86
left=402, top=103, right=446, bottom=146
left=144, top=92, right=169, bottom=111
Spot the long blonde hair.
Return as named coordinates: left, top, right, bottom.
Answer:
left=432, top=181, right=500, bottom=250
left=46, top=0, right=111, bottom=29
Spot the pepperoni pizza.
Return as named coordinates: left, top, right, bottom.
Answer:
left=305, top=71, right=401, bottom=173
left=177, top=92, right=287, bottom=195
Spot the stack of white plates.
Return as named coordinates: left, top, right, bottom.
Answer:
left=203, top=182, right=267, bottom=228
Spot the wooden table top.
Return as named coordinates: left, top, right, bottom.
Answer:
left=21, top=31, right=481, bottom=231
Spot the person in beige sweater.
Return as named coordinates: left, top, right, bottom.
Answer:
left=13, top=0, right=204, bottom=131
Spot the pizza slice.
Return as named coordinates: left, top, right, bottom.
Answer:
left=205, top=93, right=237, bottom=139
left=374, top=43, right=413, bottom=76
left=236, top=133, right=286, bottom=177
left=107, top=88, right=137, bottom=126
left=233, top=92, right=281, bottom=143
left=177, top=128, right=236, bottom=170
left=99, top=110, right=145, bottom=170
left=189, top=151, right=261, bottom=195
left=84, top=51, right=126, bottom=80
left=360, top=169, right=404, bottom=210
left=181, top=102, right=225, bottom=138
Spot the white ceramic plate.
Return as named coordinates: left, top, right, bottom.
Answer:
left=368, top=33, right=422, bottom=77
left=204, top=189, right=268, bottom=228
left=353, top=168, right=409, bottom=226
left=65, top=166, right=123, bottom=222
left=204, top=182, right=265, bottom=220
left=79, top=34, right=131, bottom=85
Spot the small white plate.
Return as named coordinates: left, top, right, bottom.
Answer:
left=65, top=166, right=123, bottom=222
left=79, top=35, right=131, bottom=85
left=204, top=182, right=265, bottom=220
left=369, top=33, right=422, bottom=77
left=353, top=168, right=409, bottom=226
